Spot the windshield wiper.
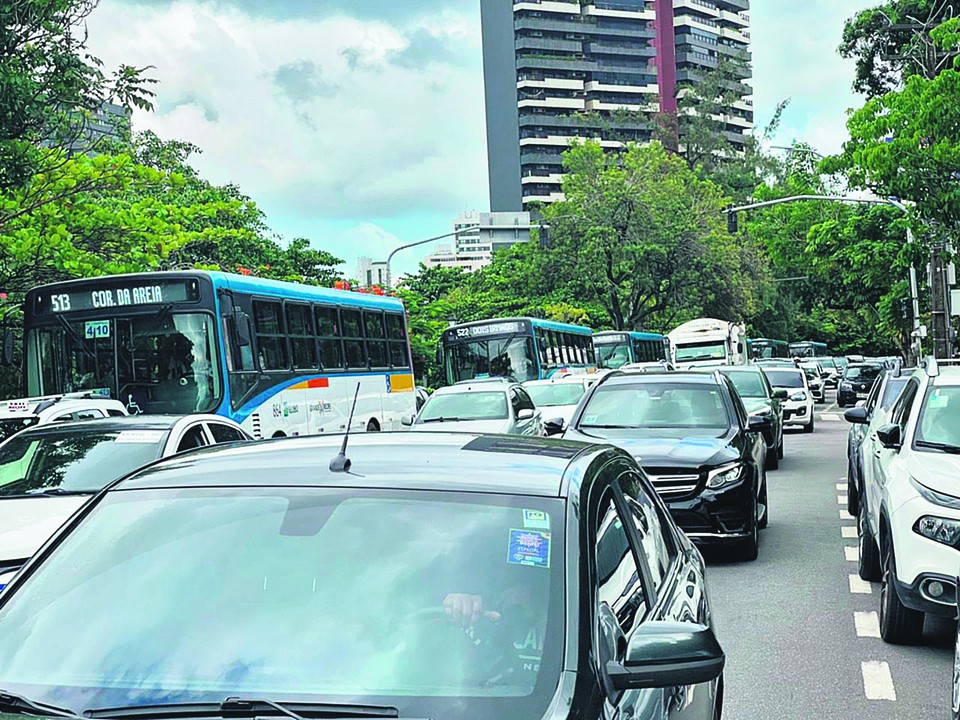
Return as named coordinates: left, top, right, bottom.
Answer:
left=915, top=440, right=960, bottom=454
left=85, top=698, right=402, bottom=720
left=0, top=690, right=83, bottom=719
left=420, top=417, right=461, bottom=423
left=579, top=424, right=634, bottom=429
left=27, top=487, right=95, bottom=497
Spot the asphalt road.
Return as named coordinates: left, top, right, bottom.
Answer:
left=704, top=392, right=955, bottom=720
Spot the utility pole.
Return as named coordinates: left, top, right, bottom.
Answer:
left=930, top=240, right=953, bottom=358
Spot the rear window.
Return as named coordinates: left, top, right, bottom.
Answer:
left=525, top=383, right=586, bottom=407
left=419, top=392, right=509, bottom=422
left=844, top=365, right=882, bottom=381
left=722, top=371, right=766, bottom=398
left=0, top=429, right=166, bottom=495
left=762, top=369, right=804, bottom=389
left=580, top=382, right=730, bottom=429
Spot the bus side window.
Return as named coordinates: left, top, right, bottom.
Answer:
left=341, top=310, right=367, bottom=370
left=364, top=311, right=388, bottom=369
left=315, top=306, right=344, bottom=372
left=385, top=314, right=410, bottom=369
left=286, top=303, right=317, bottom=370
left=253, top=301, right=289, bottom=371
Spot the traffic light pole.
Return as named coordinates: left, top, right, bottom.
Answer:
left=724, top=195, right=923, bottom=362
left=930, top=239, right=953, bottom=358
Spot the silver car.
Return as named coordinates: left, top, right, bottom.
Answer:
left=403, top=379, right=542, bottom=435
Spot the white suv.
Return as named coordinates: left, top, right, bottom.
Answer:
left=760, top=366, right=815, bottom=433
left=854, top=359, right=960, bottom=644
left=0, top=393, right=127, bottom=442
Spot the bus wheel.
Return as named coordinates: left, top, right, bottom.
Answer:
left=271, top=431, right=286, bottom=439
left=366, top=419, right=380, bottom=432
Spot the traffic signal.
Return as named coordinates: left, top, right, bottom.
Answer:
left=900, top=298, right=914, bottom=320
left=727, top=211, right=738, bottom=234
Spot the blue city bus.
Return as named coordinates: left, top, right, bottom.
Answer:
left=441, top=317, right=596, bottom=384
left=748, top=338, right=789, bottom=360
left=593, top=330, right=670, bottom=369
left=22, top=271, right=417, bottom=438
left=789, top=341, right=828, bottom=358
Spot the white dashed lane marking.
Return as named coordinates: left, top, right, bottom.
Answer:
left=840, top=509, right=854, bottom=520
left=842, top=526, right=858, bottom=539
left=855, top=611, right=881, bottom=638
left=844, top=546, right=858, bottom=562
left=836, top=482, right=846, bottom=491
left=838, top=495, right=848, bottom=505
left=861, top=661, right=897, bottom=701
left=849, top=575, right=873, bottom=594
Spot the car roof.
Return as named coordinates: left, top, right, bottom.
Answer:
left=433, top=382, right=511, bottom=395
left=114, top=432, right=606, bottom=498
left=599, top=371, right=721, bottom=387
left=708, top=365, right=764, bottom=373
left=760, top=366, right=802, bottom=374
left=8, top=415, right=194, bottom=437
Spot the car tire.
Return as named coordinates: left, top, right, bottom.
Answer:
left=952, top=622, right=960, bottom=720
left=758, top=474, right=769, bottom=530
left=838, top=397, right=847, bottom=408
left=847, top=457, right=860, bottom=517
left=765, top=443, right=780, bottom=470
left=803, top=416, right=815, bottom=434
left=777, top=436, right=784, bottom=460
left=879, top=544, right=924, bottom=645
left=858, top=500, right=881, bottom=582
left=740, top=497, right=760, bottom=561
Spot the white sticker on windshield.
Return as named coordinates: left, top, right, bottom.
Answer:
left=929, top=391, right=950, bottom=409
left=583, top=415, right=598, bottom=425
left=115, top=431, right=165, bottom=444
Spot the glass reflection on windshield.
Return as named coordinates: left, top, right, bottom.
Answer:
left=419, top=392, right=509, bottom=422
left=0, top=489, right=564, bottom=720
left=581, top=382, right=731, bottom=429
left=446, top=337, right=537, bottom=384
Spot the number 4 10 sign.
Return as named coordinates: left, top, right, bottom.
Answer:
left=84, top=321, right=111, bottom=340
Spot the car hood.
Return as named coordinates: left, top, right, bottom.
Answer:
left=411, top=419, right=512, bottom=434
left=0, top=496, right=89, bottom=562
left=565, top=427, right=737, bottom=469
left=907, top=452, right=960, bottom=499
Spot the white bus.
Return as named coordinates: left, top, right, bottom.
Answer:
left=23, top=271, right=418, bottom=439
left=668, top=318, right=749, bottom=369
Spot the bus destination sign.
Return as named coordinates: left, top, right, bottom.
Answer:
left=446, top=321, right=525, bottom=341
left=37, top=280, right=198, bottom=315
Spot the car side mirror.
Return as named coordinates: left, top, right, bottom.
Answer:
left=400, top=414, right=415, bottom=427
left=544, top=417, right=566, bottom=436
left=876, top=423, right=902, bottom=450
left=772, top=389, right=788, bottom=400
left=748, top=415, right=772, bottom=432
left=517, top=408, right=535, bottom=421
left=844, top=406, right=869, bottom=425
left=606, top=621, right=725, bottom=692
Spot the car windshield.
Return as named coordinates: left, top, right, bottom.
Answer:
left=915, top=386, right=960, bottom=449
left=419, top=391, right=509, bottom=422
left=580, top=381, right=730, bottom=429
left=0, top=417, right=39, bottom=443
left=674, top=341, right=727, bottom=362
left=763, top=369, right=804, bottom=389
left=844, top=365, right=882, bottom=381
left=0, top=488, right=565, bottom=720
left=525, top=383, right=585, bottom=407
left=722, top=371, right=767, bottom=398
left=0, top=428, right=165, bottom=495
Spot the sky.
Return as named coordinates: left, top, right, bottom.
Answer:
left=85, top=0, right=876, bottom=279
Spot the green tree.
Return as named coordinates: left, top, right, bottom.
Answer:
left=0, top=0, right=156, bottom=191
left=839, top=0, right=960, bottom=98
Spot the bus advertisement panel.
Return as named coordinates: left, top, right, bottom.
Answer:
left=441, top=318, right=595, bottom=384
left=22, top=271, right=417, bottom=439
left=593, top=331, right=670, bottom=369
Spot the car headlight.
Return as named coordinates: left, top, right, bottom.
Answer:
left=706, top=462, right=744, bottom=489
left=790, top=391, right=808, bottom=401
left=840, top=382, right=853, bottom=390
left=914, top=516, right=960, bottom=547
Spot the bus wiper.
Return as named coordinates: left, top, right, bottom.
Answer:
left=85, top=697, right=403, bottom=719
left=0, top=690, right=83, bottom=718
left=915, top=440, right=960, bottom=454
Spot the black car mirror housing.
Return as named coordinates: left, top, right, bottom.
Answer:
left=606, top=621, right=725, bottom=691
left=876, top=423, right=902, bottom=450
left=747, top=415, right=772, bottom=432
left=844, top=406, right=869, bottom=425
left=772, top=389, right=788, bottom=400
left=544, top=417, right=566, bottom=436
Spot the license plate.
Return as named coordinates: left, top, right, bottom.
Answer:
left=856, top=393, right=868, bottom=399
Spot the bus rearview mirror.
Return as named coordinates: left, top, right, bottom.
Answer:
left=0, top=330, right=14, bottom=366
left=233, top=310, right=253, bottom=348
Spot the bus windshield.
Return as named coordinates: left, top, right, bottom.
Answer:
left=26, top=313, right=221, bottom=415
left=674, top=341, right=727, bottom=362
left=445, top=336, right=537, bottom=384
left=595, top=340, right=631, bottom=369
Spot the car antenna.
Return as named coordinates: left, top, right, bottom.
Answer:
left=330, top=383, right=361, bottom=473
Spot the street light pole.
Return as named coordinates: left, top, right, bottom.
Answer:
left=725, top=194, right=923, bottom=360
left=384, top=226, right=479, bottom=289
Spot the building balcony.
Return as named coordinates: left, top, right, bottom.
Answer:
left=719, top=9, right=749, bottom=27
left=583, top=3, right=655, bottom=20
left=516, top=56, right=599, bottom=72
left=518, top=77, right=585, bottom=90
left=521, top=173, right=565, bottom=185
left=585, top=80, right=659, bottom=93
left=518, top=97, right=587, bottom=110
left=587, top=42, right=657, bottom=58
left=514, top=0, right=581, bottom=15
left=674, top=0, right=720, bottom=17
left=516, top=36, right=584, bottom=53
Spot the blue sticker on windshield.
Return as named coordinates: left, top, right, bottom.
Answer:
left=508, top=529, right=551, bottom=568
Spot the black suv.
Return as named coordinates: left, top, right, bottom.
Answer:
left=562, top=371, right=771, bottom=560
left=837, top=363, right=884, bottom=407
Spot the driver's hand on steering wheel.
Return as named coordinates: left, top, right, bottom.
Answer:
left=443, top=593, right=501, bottom=627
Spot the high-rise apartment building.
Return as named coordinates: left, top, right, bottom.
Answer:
left=481, top=0, right=752, bottom=211
left=424, top=211, right=533, bottom=272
